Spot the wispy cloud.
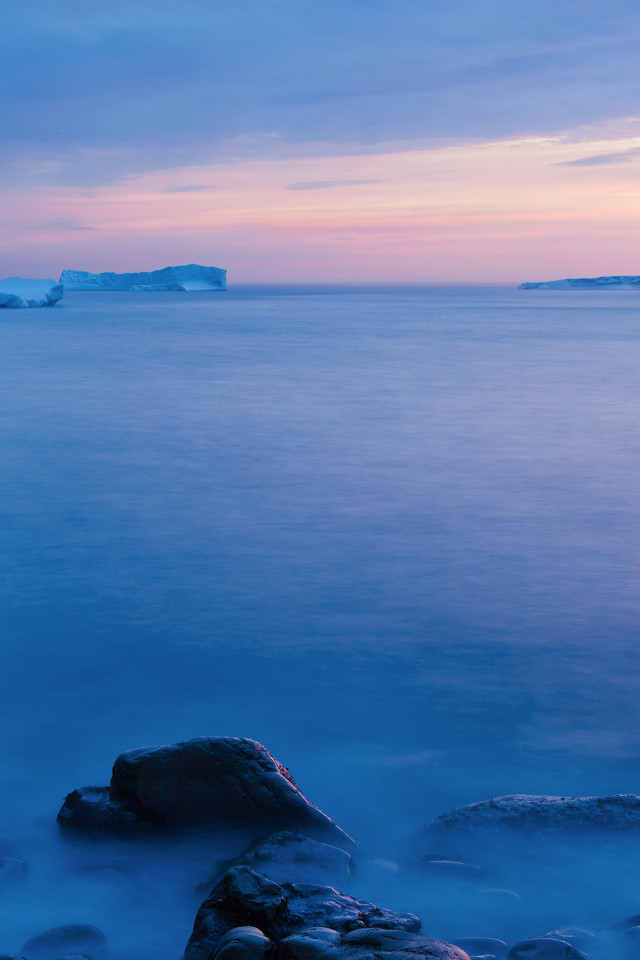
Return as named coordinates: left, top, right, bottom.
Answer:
left=556, top=147, right=640, bottom=167
left=164, top=184, right=218, bottom=192
left=47, top=217, right=99, bottom=231
left=286, top=179, right=379, bottom=190
left=5, top=1, right=640, bottom=188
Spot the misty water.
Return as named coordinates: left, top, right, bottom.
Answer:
left=2, top=285, right=640, bottom=957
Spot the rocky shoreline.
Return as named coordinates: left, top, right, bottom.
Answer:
left=4, top=737, right=640, bottom=960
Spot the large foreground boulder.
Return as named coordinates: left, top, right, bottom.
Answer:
left=185, top=866, right=466, bottom=960
left=57, top=738, right=354, bottom=849
left=426, top=794, right=640, bottom=834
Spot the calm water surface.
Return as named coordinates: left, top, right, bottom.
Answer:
left=1, top=285, right=639, bottom=953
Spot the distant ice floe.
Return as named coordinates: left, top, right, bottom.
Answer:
left=0, top=278, right=64, bottom=308
left=519, top=275, right=640, bottom=289
left=60, top=263, right=226, bottom=292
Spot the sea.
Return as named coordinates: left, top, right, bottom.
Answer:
left=1, top=285, right=640, bottom=957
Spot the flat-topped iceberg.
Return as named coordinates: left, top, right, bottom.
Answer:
left=0, top=278, right=64, bottom=308
left=519, top=275, right=640, bottom=289
left=60, top=263, right=226, bottom=292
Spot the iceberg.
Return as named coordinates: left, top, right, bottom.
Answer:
left=0, top=278, right=64, bottom=308
left=519, top=275, right=640, bottom=289
left=60, top=263, right=226, bottom=292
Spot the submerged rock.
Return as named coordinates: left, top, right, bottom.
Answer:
left=21, top=925, right=107, bottom=960
left=449, top=939, right=507, bottom=959
left=184, top=865, right=422, bottom=960
left=0, top=857, right=27, bottom=883
left=230, top=831, right=353, bottom=884
left=58, top=737, right=354, bottom=849
left=427, top=794, right=640, bottom=834
left=506, top=938, right=586, bottom=959
left=540, top=931, right=595, bottom=951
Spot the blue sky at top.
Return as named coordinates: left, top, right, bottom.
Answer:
left=3, top=0, right=640, bottom=187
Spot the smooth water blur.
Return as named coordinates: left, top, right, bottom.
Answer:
left=1, top=285, right=640, bottom=954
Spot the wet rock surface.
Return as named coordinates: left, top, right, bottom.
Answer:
left=506, top=938, right=586, bottom=959
left=57, top=738, right=354, bottom=848
left=539, top=931, right=595, bottom=951
left=427, top=793, right=640, bottom=834
left=338, top=928, right=470, bottom=959
left=209, top=926, right=271, bottom=960
left=184, top=866, right=425, bottom=960
left=45, top=751, right=640, bottom=960
left=20, top=925, right=107, bottom=960
left=229, top=831, right=353, bottom=884
left=55, top=786, right=155, bottom=835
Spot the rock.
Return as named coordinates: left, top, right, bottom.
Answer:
left=231, top=832, right=353, bottom=884
left=210, top=927, right=271, bottom=960
left=58, top=737, right=354, bottom=849
left=540, top=931, right=595, bottom=950
left=614, top=912, right=640, bottom=930
left=0, top=857, right=27, bottom=883
left=55, top=786, right=155, bottom=835
left=234, top=927, right=470, bottom=960
left=427, top=794, right=640, bottom=834
left=280, top=927, right=342, bottom=960
left=340, top=928, right=471, bottom=958
left=506, top=938, right=586, bottom=959
left=184, top=866, right=420, bottom=960
left=21, top=925, right=107, bottom=960
left=449, top=940, right=507, bottom=960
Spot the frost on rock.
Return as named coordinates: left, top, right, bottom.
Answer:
left=519, top=275, right=640, bottom=289
left=0, top=278, right=64, bottom=308
left=60, top=263, right=226, bottom=291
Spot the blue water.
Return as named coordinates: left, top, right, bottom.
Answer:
left=2, top=285, right=640, bottom=954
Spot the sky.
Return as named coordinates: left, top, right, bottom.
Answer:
left=2, top=0, right=640, bottom=283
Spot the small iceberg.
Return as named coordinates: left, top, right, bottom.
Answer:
left=519, top=275, right=640, bottom=289
left=0, top=278, right=64, bottom=308
left=60, top=263, right=226, bottom=292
